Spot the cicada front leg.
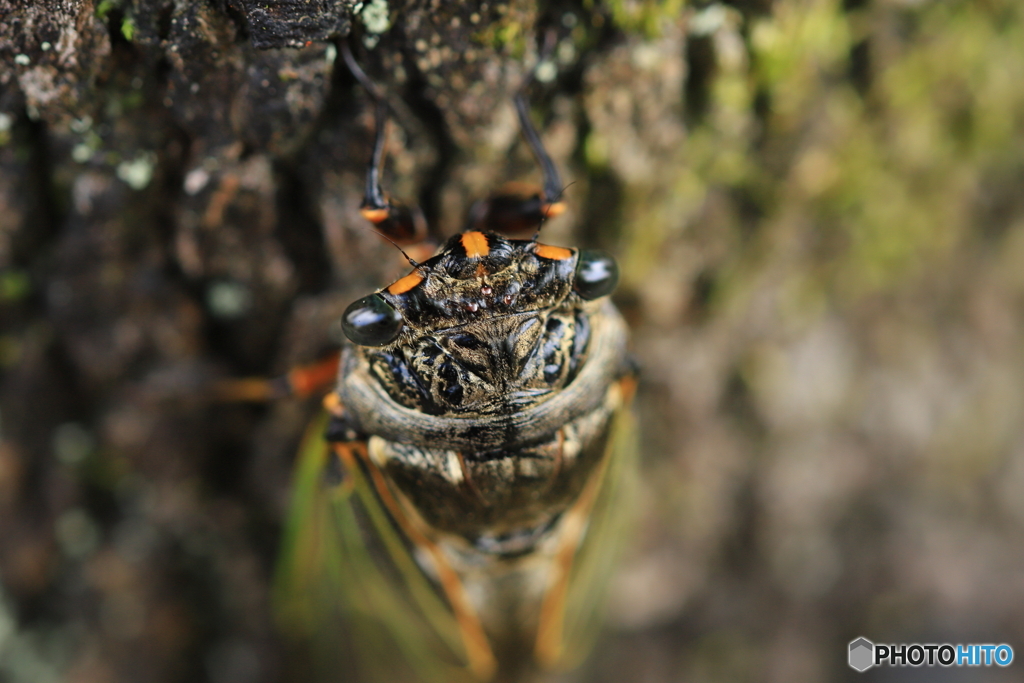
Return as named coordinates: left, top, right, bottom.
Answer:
left=341, top=39, right=429, bottom=250
left=209, top=353, right=341, bottom=402
left=467, top=43, right=567, bottom=237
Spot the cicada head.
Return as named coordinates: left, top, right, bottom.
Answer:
left=341, top=231, right=619, bottom=416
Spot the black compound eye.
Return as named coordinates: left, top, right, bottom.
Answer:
left=573, top=250, right=619, bottom=300
left=342, top=294, right=403, bottom=346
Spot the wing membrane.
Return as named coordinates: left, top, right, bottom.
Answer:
left=274, top=413, right=475, bottom=683
left=557, top=386, right=639, bottom=669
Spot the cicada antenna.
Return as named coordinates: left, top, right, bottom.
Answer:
left=367, top=226, right=422, bottom=268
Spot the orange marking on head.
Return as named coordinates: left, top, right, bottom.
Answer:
left=460, top=231, right=490, bottom=258
left=361, top=207, right=390, bottom=223
left=535, top=243, right=573, bottom=261
left=387, top=271, right=424, bottom=295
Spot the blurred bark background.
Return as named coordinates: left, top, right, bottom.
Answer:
left=2, top=0, right=1024, bottom=682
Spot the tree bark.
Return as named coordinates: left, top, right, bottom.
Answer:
left=3, top=1, right=1024, bottom=682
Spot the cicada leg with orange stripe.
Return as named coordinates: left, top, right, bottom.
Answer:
left=209, top=352, right=341, bottom=403
left=340, top=39, right=429, bottom=249
left=467, top=35, right=567, bottom=237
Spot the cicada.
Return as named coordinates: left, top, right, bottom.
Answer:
left=273, top=40, right=637, bottom=683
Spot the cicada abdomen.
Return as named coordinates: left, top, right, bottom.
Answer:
left=274, top=39, right=637, bottom=683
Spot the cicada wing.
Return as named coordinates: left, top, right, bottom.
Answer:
left=273, top=413, right=479, bottom=683
left=556, top=395, right=640, bottom=669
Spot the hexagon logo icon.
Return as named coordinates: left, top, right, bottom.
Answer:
left=849, top=637, right=874, bottom=672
